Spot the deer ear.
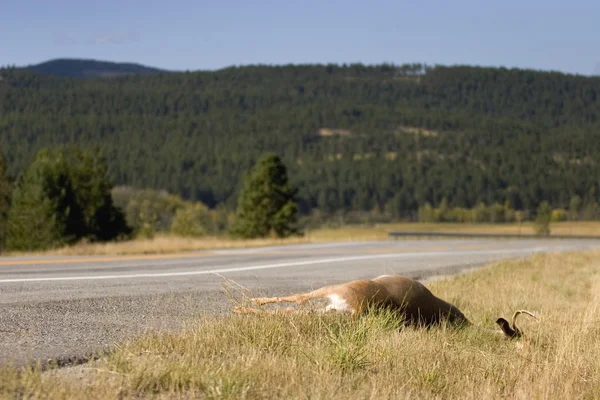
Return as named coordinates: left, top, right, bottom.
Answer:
left=496, top=317, right=518, bottom=338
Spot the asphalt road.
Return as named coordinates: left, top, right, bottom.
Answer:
left=1, top=238, right=598, bottom=367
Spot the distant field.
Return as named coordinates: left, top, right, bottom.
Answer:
left=3, top=250, right=599, bottom=398
left=21, top=221, right=600, bottom=256
left=313, top=220, right=600, bottom=239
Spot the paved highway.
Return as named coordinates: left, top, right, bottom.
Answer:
left=1, top=238, right=598, bottom=366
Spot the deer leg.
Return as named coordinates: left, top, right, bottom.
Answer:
left=234, top=306, right=261, bottom=315
left=234, top=306, right=307, bottom=315
left=251, top=287, right=332, bottom=306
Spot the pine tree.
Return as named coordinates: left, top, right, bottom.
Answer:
left=62, top=145, right=130, bottom=241
left=230, top=153, right=300, bottom=238
left=6, top=146, right=131, bottom=251
left=0, top=149, right=11, bottom=250
left=6, top=149, right=81, bottom=251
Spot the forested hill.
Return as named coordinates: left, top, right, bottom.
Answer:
left=1, top=63, right=600, bottom=217
left=23, top=58, right=166, bottom=78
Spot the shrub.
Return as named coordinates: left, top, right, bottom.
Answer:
left=534, top=201, right=552, bottom=236
left=551, top=209, right=568, bottom=222
left=170, top=204, right=210, bottom=237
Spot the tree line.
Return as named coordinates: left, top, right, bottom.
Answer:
left=0, top=143, right=595, bottom=252
left=0, top=146, right=302, bottom=251
left=1, top=63, right=600, bottom=221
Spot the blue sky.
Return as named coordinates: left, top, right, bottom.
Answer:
left=2, top=0, right=599, bottom=75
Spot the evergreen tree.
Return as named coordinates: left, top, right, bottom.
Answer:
left=62, top=146, right=130, bottom=241
left=6, top=146, right=130, bottom=251
left=230, top=153, right=300, bottom=238
left=0, top=149, right=11, bottom=250
left=6, top=149, right=82, bottom=250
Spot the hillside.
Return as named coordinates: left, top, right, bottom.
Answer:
left=23, top=58, right=166, bottom=78
left=1, top=63, right=600, bottom=217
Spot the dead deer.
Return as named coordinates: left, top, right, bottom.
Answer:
left=234, top=274, right=537, bottom=338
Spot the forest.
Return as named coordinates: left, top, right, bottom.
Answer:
left=1, top=62, right=600, bottom=220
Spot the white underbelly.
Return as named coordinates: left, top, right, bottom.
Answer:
left=325, top=294, right=353, bottom=313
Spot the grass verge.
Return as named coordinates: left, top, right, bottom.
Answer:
left=11, top=221, right=600, bottom=257
left=2, top=250, right=600, bottom=398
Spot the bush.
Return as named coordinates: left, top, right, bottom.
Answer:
left=534, top=201, right=552, bottom=236
left=418, top=203, right=436, bottom=222
left=170, top=204, right=210, bottom=237
left=418, top=201, right=521, bottom=224
left=551, top=209, right=568, bottom=222
left=581, top=201, right=600, bottom=220
left=568, top=195, right=582, bottom=220
left=113, top=186, right=230, bottom=236
left=119, top=188, right=185, bottom=234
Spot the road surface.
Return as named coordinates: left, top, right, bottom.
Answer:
left=0, top=238, right=598, bottom=367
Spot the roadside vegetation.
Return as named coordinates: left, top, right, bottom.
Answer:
left=0, top=150, right=303, bottom=254
left=1, top=145, right=598, bottom=257
left=2, top=250, right=599, bottom=398
left=17, top=220, right=600, bottom=257
left=3, top=63, right=600, bottom=254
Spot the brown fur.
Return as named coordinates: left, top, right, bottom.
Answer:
left=236, top=274, right=537, bottom=338
left=244, top=275, right=470, bottom=327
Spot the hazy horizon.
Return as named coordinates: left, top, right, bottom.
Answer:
left=3, top=0, right=600, bottom=76
left=12, top=57, right=599, bottom=77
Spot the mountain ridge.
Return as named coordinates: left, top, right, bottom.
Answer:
left=23, top=58, right=168, bottom=78
left=17, top=58, right=598, bottom=79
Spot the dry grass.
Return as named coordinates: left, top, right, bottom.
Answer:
left=33, top=235, right=312, bottom=256
left=11, top=221, right=599, bottom=257
left=3, top=250, right=600, bottom=399
left=377, top=220, right=600, bottom=235
left=310, top=221, right=600, bottom=242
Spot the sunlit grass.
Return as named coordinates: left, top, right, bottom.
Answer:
left=3, top=250, right=600, bottom=398
left=17, top=221, right=598, bottom=256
